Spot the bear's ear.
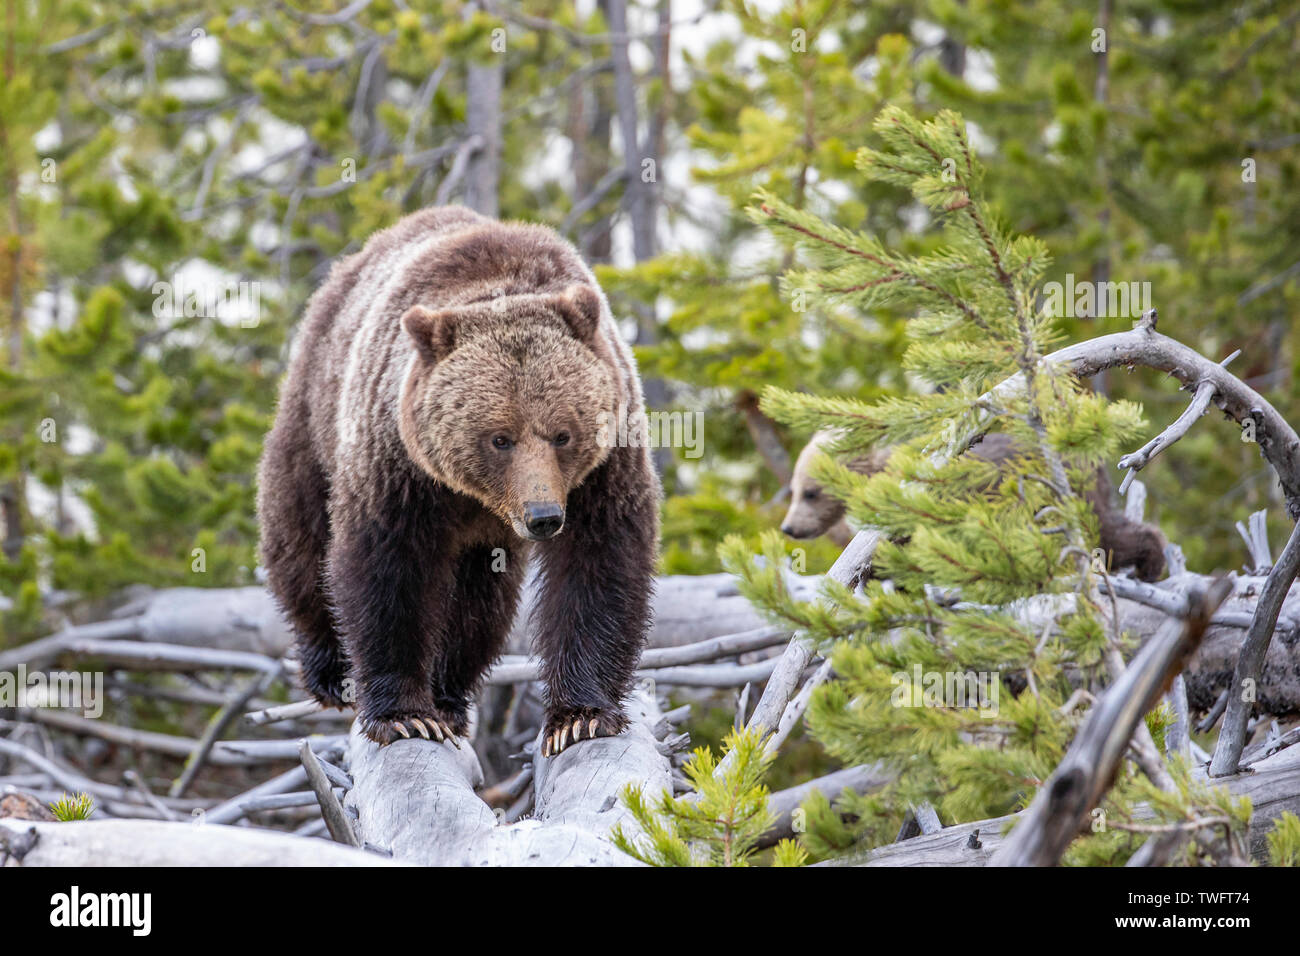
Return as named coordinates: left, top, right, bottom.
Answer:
left=402, top=305, right=457, bottom=364
left=552, top=284, right=603, bottom=343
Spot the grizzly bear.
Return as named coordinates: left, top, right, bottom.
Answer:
left=257, top=206, right=659, bottom=756
left=780, top=431, right=1167, bottom=582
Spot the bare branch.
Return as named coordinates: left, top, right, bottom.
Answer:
left=1210, top=519, right=1300, bottom=776
left=299, top=739, right=361, bottom=847
left=991, top=577, right=1232, bottom=865
left=1117, top=379, right=1216, bottom=495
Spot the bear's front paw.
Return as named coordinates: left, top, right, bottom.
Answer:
left=541, top=707, right=628, bottom=757
left=360, top=711, right=463, bottom=748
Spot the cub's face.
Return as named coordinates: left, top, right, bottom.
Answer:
left=781, top=475, right=846, bottom=540
left=780, top=432, right=847, bottom=539
left=399, top=286, right=618, bottom=541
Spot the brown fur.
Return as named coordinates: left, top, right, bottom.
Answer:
left=781, top=430, right=1167, bottom=581
left=258, top=207, right=659, bottom=749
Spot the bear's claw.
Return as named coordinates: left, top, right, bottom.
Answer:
left=362, top=713, right=463, bottom=748
left=541, top=707, right=627, bottom=757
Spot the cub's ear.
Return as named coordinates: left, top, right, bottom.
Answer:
left=552, top=284, right=603, bottom=343
left=402, top=305, right=457, bottom=364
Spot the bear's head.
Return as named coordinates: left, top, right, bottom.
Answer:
left=780, top=431, right=891, bottom=541
left=780, top=431, right=849, bottom=540
left=398, top=284, right=618, bottom=541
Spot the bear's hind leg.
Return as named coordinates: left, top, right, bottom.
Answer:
left=258, top=425, right=350, bottom=708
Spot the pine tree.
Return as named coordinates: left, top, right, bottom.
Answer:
left=1267, top=811, right=1300, bottom=867
left=1, top=1, right=624, bottom=642
left=721, top=106, right=1221, bottom=859
left=921, top=0, right=1300, bottom=569
left=600, top=5, right=936, bottom=573
left=611, top=727, right=807, bottom=866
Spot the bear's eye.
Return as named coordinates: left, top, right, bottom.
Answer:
left=492, top=435, right=514, bottom=450
left=553, top=432, right=570, bottom=447
left=802, top=489, right=820, bottom=501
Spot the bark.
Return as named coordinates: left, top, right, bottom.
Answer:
left=0, top=818, right=396, bottom=867
left=737, top=389, right=793, bottom=485
left=463, top=60, right=502, bottom=217
left=344, top=687, right=670, bottom=865
left=10, top=564, right=1299, bottom=716
left=991, top=578, right=1232, bottom=866
left=607, top=0, right=655, bottom=262
left=825, top=741, right=1300, bottom=867
left=760, top=764, right=890, bottom=848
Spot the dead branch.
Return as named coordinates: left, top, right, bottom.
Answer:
left=714, top=529, right=882, bottom=779
left=990, top=577, right=1232, bottom=866
left=299, top=738, right=360, bottom=847
left=171, top=667, right=282, bottom=797
left=1117, top=377, right=1215, bottom=494
left=980, top=312, right=1300, bottom=517
left=758, top=764, right=891, bottom=848
left=1210, top=518, right=1300, bottom=776
left=828, top=739, right=1300, bottom=867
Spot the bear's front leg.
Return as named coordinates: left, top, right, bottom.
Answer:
left=533, top=446, right=659, bottom=757
left=326, top=481, right=465, bottom=748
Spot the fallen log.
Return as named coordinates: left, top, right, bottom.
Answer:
left=13, top=564, right=1297, bottom=717
left=759, top=764, right=891, bottom=848
left=0, top=574, right=788, bottom=670
left=991, top=578, right=1232, bottom=865
left=0, top=817, right=398, bottom=867
left=344, top=687, right=670, bottom=866
left=824, top=738, right=1300, bottom=867
left=16, top=710, right=344, bottom=767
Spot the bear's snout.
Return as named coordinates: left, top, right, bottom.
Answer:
left=779, top=500, right=830, bottom=540
left=780, top=520, right=817, bottom=540
left=521, top=501, right=565, bottom=540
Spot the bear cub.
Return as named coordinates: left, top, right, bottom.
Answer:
left=258, top=206, right=659, bottom=755
left=781, top=431, right=1167, bottom=582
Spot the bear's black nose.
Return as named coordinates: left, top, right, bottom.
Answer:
left=523, top=502, right=564, bottom=539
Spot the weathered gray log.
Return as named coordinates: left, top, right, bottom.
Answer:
left=759, top=763, right=891, bottom=848
left=826, top=738, right=1300, bottom=866
left=0, top=736, right=213, bottom=819
left=1210, top=518, right=1300, bottom=776
left=52, top=638, right=281, bottom=674
left=2, top=574, right=798, bottom=672
left=0, top=817, right=397, bottom=867
left=991, top=578, right=1232, bottom=866
left=0, top=618, right=140, bottom=672
left=0, top=586, right=296, bottom=673
left=505, top=569, right=817, bottom=655
left=716, top=529, right=882, bottom=778
left=345, top=688, right=671, bottom=865
left=26, top=562, right=1299, bottom=717
left=247, top=632, right=788, bottom=724
left=18, top=710, right=343, bottom=767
